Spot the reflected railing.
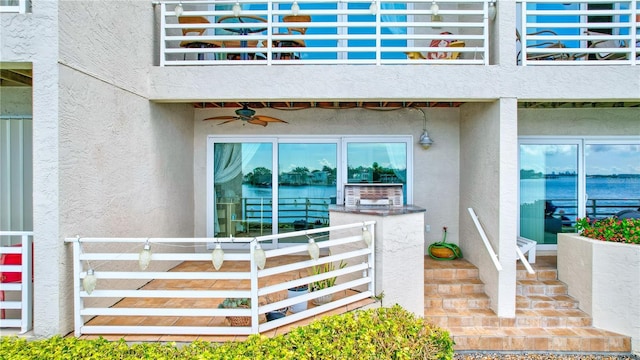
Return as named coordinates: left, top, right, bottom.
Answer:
left=159, top=0, right=491, bottom=65
left=518, top=0, right=639, bottom=66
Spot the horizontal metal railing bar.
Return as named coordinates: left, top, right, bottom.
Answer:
left=80, top=307, right=252, bottom=317
left=78, top=253, right=250, bottom=262
left=0, top=301, right=22, bottom=310
left=0, top=319, right=22, bottom=327
left=258, top=264, right=371, bottom=301
left=0, top=283, right=23, bottom=291
left=0, top=265, right=22, bottom=272
left=80, top=289, right=251, bottom=299
left=0, top=231, right=34, bottom=236
left=258, top=291, right=372, bottom=333
left=257, top=248, right=371, bottom=278
left=67, top=237, right=253, bottom=243
left=81, top=271, right=251, bottom=280
left=263, top=235, right=362, bottom=258
left=527, top=9, right=635, bottom=16
left=81, top=325, right=253, bottom=336
left=526, top=22, right=635, bottom=29
left=0, top=247, right=22, bottom=254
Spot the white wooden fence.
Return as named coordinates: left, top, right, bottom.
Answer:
left=66, top=221, right=375, bottom=336
left=0, top=231, right=33, bottom=333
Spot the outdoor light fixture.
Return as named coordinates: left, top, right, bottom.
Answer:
left=488, top=0, right=497, bottom=21
left=369, top=0, right=377, bottom=14
left=418, top=107, right=434, bottom=149
left=233, top=1, right=242, bottom=16
left=430, top=1, right=442, bottom=23
left=138, top=240, right=152, bottom=271
left=291, top=0, right=300, bottom=15
left=254, top=242, right=266, bottom=270
left=362, top=225, right=372, bottom=246
left=211, top=242, right=225, bottom=270
left=307, top=238, right=320, bottom=260
left=83, top=269, right=97, bottom=295
left=174, top=2, right=183, bottom=17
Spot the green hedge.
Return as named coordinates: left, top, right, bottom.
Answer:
left=0, top=305, right=454, bottom=360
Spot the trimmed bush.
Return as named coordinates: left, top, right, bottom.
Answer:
left=0, top=305, right=453, bottom=360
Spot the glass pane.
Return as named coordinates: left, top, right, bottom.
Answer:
left=585, top=144, right=640, bottom=219
left=213, top=142, right=273, bottom=238
left=519, top=144, right=578, bottom=245
left=277, top=143, right=337, bottom=242
left=346, top=142, right=407, bottom=202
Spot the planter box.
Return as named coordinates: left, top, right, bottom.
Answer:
left=558, top=233, right=640, bottom=353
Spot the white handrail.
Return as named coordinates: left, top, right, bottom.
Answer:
left=516, top=247, right=535, bottom=274
left=467, top=208, right=502, bottom=271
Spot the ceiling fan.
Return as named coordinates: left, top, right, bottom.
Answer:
left=203, top=104, right=288, bottom=127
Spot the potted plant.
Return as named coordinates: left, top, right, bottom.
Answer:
left=428, top=227, right=463, bottom=260
left=310, top=260, right=346, bottom=305
left=218, top=297, right=251, bottom=326
left=264, top=294, right=289, bottom=322
left=287, top=281, right=309, bottom=313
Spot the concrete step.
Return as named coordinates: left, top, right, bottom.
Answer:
left=516, top=267, right=558, bottom=281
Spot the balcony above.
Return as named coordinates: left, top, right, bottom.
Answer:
left=159, top=0, right=492, bottom=66
left=158, top=0, right=639, bottom=66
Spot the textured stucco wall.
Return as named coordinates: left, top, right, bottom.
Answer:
left=193, top=106, right=461, bottom=248
left=329, top=210, right=425, bottom=316
left=557, top=234, right=593, bottom=314
left=518, top=108, right=640, bottom=136
left=459, top=100, right=517, bottom=317
left=558, top=234, right=640, bottom=354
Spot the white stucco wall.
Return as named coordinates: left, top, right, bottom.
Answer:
left=558, top=234, right=640, bottom=354
left=193, top=106, right=461, bottom=248
left=518, top=108, right=640, bottom=136
left=459, top=100, right=517, bottom=317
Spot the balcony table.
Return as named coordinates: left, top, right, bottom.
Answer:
left=217, top=15, right=267, bottom=60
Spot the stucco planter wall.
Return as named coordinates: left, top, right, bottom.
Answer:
left=558, top=233, right=640, bottom=354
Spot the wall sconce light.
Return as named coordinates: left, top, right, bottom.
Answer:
left=488, top=0, right=497, bottom=21
left=369, top=1, right=378, bottom=15
left=233, top=1, right=242, bottom=17
left=82, top=268, right=97, bottom=295
left=418, top=107, right=434, bottom=150
left=291, top=0, right=300, bottom=15
left=430, top=1, right=442, bottom=23
left=174, top=2, right=183, bottom=17
left=138, top=240, right=152, bottom=271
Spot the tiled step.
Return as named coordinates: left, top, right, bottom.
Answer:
left=516, top=279, right=567, bottom=296
left=516, top=294, right=579, bottom=310
left=425, top=278, right=485, bottom=295
left=425, top=293, right=491, bottom=310
left=450, top=326, right=631, bottom=352
left=424, top=256, right=632, bottom=353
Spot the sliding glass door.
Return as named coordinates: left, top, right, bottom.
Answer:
left=519, top=137, right=640, bottom=249
left=208, top=136, right=412, bottom=248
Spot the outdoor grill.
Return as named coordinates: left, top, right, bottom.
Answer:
left=343, top=183, right=404, bottom=208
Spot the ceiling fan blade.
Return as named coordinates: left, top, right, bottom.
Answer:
left=254, top=115, right=288, bottom=123
left=248, top=118, right=268, bottom=127
left=203, top=115, right=237, bottom=121
left=217, top=118, right=242, bottom=125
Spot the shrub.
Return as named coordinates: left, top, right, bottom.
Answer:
left=0, top=305, right=454, bottom=360
left=576, top=216, right=640, bottom=244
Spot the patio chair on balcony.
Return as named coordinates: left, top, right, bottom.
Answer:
left=273, top=15, right=311, bottom=60
left=584, top=30, right=636, bottom=60
left=516, top=29, right=570, bottom=64
left=406, top=32, right=465, bottom=60
left=178, top=16, right=223, bottom=60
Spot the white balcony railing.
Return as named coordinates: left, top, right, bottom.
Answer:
left=66, top=221, right=375, bottom=336
left=0, top=231, right=33, bottom=334
left=159, top=0, right=491, bottom=65
left=519, top=0, right=639, bottom=65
